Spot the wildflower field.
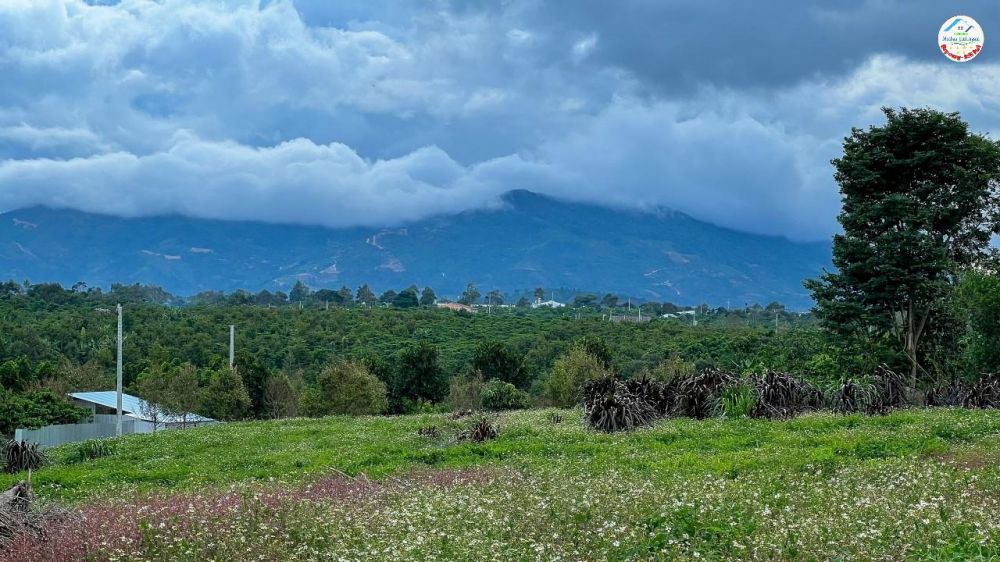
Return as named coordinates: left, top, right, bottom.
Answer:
left=6, top=408, right=1000, bottom=561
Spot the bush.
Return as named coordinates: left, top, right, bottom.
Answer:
left=964, top=373, right=1000, bottom=409
left=0, top=389, right=90, bottom=435
left=721, top=385, right=756, bottom=418
left=200, top=368, right=252, bottom=421
left=472, top=342, right=529, bottom=389
left=624, top=377, right=671, bottom=415
left=460, top=417, right=499, bottom=442
left=66, top=438, right=115, bottom=464
left=672, top=368, right=738, bottom=419
left=447, top=374, right=485, bottom=412
left=749, top=370, right=823, bottom=419
left=394, top=342, right=447, bottom=405
left=546, top=347, right=607, bottom=407
left=301, top=362, right=388, bottom=416
left=2, top=440, right=44, bottom=473
left=829, top=379, right=870, bottom=414
left=583, top=376, right=657, bottom=433
left=867, top=364, right=909, bottom=415
left=480, top=379, right=529, bottom=411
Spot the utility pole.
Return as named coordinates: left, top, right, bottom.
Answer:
left=229, top=325, right=235, bottom=369
left=116, top=304, right=123, bottom=437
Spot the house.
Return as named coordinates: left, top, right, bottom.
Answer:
left=531, top=298, right=566, bottom=309
left=69, top=391, right=215, bottom=428
left=436, top=302, right=476, bottom=313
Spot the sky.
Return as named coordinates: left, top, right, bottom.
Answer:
left=0, top=0, right=998, bottom=241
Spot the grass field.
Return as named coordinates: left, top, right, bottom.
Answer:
left=7, top=408, right=1000, bottom=561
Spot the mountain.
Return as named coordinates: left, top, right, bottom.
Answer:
left=0, top=191, right=831, bottom=308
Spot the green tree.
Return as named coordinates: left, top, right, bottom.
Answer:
left=419, top=287, right=437, bottom=306
left=289, top=280, right=311, bottom=303
left=480, top=379, right=528, bottom=410
left=459, top=283, right=480, bottom=305
left=337, top=286, right=354, bottom=305
left=573, top=293, right=598, bottom=308
left=515, top=296, right=530, bottom=308
left=957, top=270, right=1000, bottom=373
left=234, top=352, right=271, bottom=418
left=0, top=389, right=90, bottom=435
left=574, top=335, right=614, bottom=371
left=379, top=290, right=397, bottom=304
left=392, top=289, right=419, bottom=308
left=472, top=341, right=529, bottom=389
left=600, top=293, right=620, bottom=309
left=301, top=362, right=387, bottom=416
left=355, top=284, right=376, bottom=306
left=546, top=347, right=606, bottom=407
left=201, top=368, right=252, bottom=421
left=533, top=287, right=545, bottom=301
left=806, top=108, right=1000, bottom=387
left=134, top=363, right=203, bottom=428
left=395, top=341, right=447, bottom=404
left=486, top=289, right=504, bottom=305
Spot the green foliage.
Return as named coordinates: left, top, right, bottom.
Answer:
left=394, top=342, right=447, bottom=405
left=301, top=362, right=388, bottom=417
left=133, top=363, right=204, bottom=427
left=392, top=289, right=419, bottom=309
left=235, top=352, right=272, bottom=418
left=957, top=271, right=1000, bottom=374
left=458, top=283, right=480, bottom=305
left=546, top=347, right=607, bottom=407
left=201, top=368, right=252, bottom=421
left=671, top=368, right=738, bottom=419
left=66, top=438, right=116, bottom=464
left=573, top=335, right=613, bottom=371
left=459, top=416, right=498, bottom=442
left=447, top=374, right=484, bottom=412
left=807, top=107, right=1000, bottom=387
left=2, top=439, right=45, bottom=473
left=471, top=341, right=528, bottom=389
left=720, top=385, right=756, bottom=418
left=0, top=389, right=90, bottom=436
left=479, top=379, right=528, bottom=411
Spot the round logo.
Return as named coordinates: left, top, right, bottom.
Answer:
left=939, top=15, right=984, bottom=62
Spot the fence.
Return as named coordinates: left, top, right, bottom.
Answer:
left=14, top=415, right=158, bottom=449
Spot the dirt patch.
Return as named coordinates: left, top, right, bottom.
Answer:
left=926, top=451, right=993, bottom=471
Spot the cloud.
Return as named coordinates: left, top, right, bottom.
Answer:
left=0, top=0, right=998, bottom=241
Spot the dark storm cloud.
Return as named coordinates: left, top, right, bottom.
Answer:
left=0, top=0, right=997, bottom=240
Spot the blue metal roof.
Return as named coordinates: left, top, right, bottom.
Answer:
left=69, top=391, right=214, bottom=423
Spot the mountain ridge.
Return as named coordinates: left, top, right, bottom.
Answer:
left=0, top=191, right=831, bottom=308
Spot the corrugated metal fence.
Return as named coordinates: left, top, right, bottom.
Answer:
left=14, top=415, right=158, bottom=449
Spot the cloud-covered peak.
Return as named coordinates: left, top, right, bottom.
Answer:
left=0, top=0, right=998, bottom=240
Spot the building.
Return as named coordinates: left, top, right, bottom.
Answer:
left=436, top=302, right=476, bottom=313
left=531, top=298, right=566, bottom=309
left=69, top=391, right=214, bottom=429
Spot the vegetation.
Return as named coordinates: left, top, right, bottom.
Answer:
left=301, top=362, right=388, bottom=417
left=2, top=440, right=45, bottom=474
left=5, top=409, right=1000, bottom=560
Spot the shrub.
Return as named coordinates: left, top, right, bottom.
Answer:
left=867, top=364, right=909, bottom=415
left=395, top=342, right=448, bottom=404
left=749, top=370, right=822, bottom=419
left=200, top=368, right=252, bottom=421
left=624, top=377, right=671, bottom=415
left=301, top=362, right=388, bottom=416
left=447, top=374, right=485, bottom=412
left=583, top=376, right=657, bottom=433
left=547, top=412, right=563, bottom=424
left=460, top=417, right=499, bottom=442
left=0, top=389, right=90, bottom=436
left=416, top=425, right=438, bottom=438
left=925, top=379, right=969, bottom=407
left=721, top=385, right=756, bottom=418
left=964, top=373, right=1000, bottom=409
left=546, top=347, right=607, bottom=407
left=67, top=438, right=115, bottom=464
left=480, top=379, right=529, bottom=411
left=2, top=440, right=45, bottom=473
left=472, top=342, right=529, bottom=389
left=829, top=379, right=870, bottom=414
left=672, top=368, right=738, bottom=419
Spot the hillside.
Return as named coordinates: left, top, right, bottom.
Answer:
left=0, top=191, right=831, bottom=308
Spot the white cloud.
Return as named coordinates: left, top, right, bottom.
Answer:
left=0, top=1, right=998, bottom=241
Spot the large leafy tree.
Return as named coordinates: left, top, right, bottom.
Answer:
left=806, top=108, right=1000, bottom=387
left=471, top=341, right=528, bottom=389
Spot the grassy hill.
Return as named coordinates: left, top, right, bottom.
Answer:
left=7, top=408, right=1000, bottom=560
